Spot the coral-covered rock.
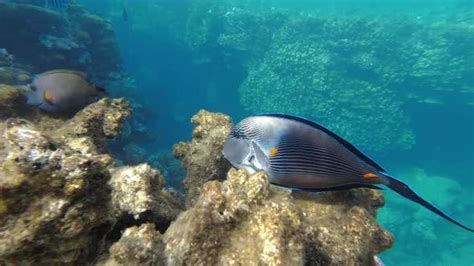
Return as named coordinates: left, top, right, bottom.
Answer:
left=55, top=98, right=131, bottom=152
left=173, top=109, right=232, bottom=207
left=163, top=168, right=393, bottom=265
left=109, top=164, right=184, bottom=230
left=0, top=84, right=30, bottom=119
left=0, top=67, right=31, bottom=85
left=0, top=118, right=115, bottom=264
left=103, top=223, right=165, bottom=266
left=0, top=92, right=131, bottom=264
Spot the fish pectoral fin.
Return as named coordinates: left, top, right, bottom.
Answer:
left=43, top=90, right=55, bottom=105
left=273, top=183, right=383, bottom=193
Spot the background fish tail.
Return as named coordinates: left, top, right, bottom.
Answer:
left=385, top=175, right=474, bottom=233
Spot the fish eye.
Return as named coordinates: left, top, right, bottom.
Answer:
left=30, top=85, right=37, bottom=91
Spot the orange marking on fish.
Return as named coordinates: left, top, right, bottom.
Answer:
left=363, top=172, right=379, bottom=179
left=43, top=90, right=55, bottom=105
left=269, top=147, right=279, bottom=157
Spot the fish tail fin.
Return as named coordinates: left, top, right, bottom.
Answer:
left=384, top=175, right=474, bottom=233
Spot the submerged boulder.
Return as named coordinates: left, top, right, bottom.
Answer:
left=0, top=86, right=181, bottom=264
left=173, top=109, right=232, bottom=207
left=163, top=168, right=393, bottom=265
left=0, top=118, right=115, bottom=264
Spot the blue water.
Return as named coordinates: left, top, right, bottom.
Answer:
left=5, top=0, right=474, bottom=264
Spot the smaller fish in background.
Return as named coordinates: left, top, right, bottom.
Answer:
left=122, top=7, right=128, bottom=22
left=44, top=0, right=70, bottom=10
left=26, top=69, right=106, bottom=115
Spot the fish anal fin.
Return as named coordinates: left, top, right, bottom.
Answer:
left=273, top=182, right=383, bottom=193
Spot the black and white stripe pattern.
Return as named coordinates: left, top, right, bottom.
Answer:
left=230, top=118, right=264, bottom=140
left=269, top=142, right=363, bottom=179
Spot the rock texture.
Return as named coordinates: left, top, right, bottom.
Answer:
left=103, top=223, right=165, bottom=266
left=164, top=168, right=393, bottom=265
left=109, top=164, right=184, bottom=231
left=0, top=84, right=29, bottom=119
left=173, top=109, right=232, bottom=207
left=0, top=116, right=117, bottom=264
left=0, top=86, right=183, bottom=264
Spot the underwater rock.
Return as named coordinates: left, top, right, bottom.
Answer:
left=0, top=90, right=132, bottom=264
left=173, top=109, right=232, bottom=207
left=0, top=118, right=115, bottom=264
left=54, top=98, right=131, bottom=152
left=0, top=67, right=32, bottom=85
left=0, top=84, right=29, bottom=119
left=103, top=223, right=165, bottom=266
left=109, top=164, right=184, bottom=231
left=163, top=168, right=393, bottom=265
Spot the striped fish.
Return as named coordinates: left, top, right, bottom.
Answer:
left=222, top=114, right=474, bottom=233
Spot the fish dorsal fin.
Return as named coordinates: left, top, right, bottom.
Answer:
left=37, top=69, right=88, bottom=79
left=259, top=113, right=386, bottom=173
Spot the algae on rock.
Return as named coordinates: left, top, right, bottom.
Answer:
left=0, top=84, right=180, bottom=264
left=164, top=168, right=393, bottom=265
left=173, top=109, right=232, bottom=207
left=0, top=118, right=116, bottom=264
left=109, top=164, right=184, bottom=231
left=102, top=223, right=165, bottom=266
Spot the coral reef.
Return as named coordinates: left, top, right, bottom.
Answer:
left=173, top=110, right=232, bottom=207
left=0, top=102, right=394, bottom=264
left=109, top=164, right=184, bottom=230
left=164, top=168, right=393, bottom=265
left=0, top=67, right=32, bottom=85
left=163, top=1, right=473, bottom=153
left=0, top=92, right=129, bottom=264
left=239, top=16, right=416, bottom=153
left=0, top=85, right=181, bottom=264
left=0, top=84, right=30, bottom=119
left=0, top=1, right=121, bottom=81
left=102, top=223, right=165, bottom=266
